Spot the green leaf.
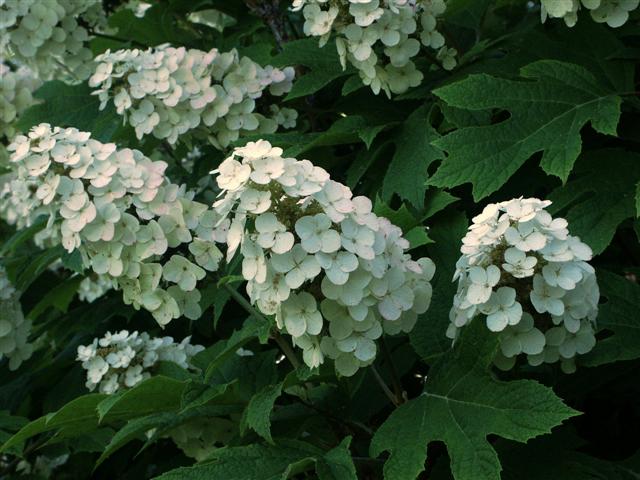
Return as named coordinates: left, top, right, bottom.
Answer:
left=404, top=226, right=433, bottom=249
left=241, top=383, right=283, bottom=444
left=15, top=246, right=64, bottom=291
left=95, top=413, right=176, bottom=467
left=372, top=322, right=579, bottom=480
left=200, top=316, right=271, bottom=382
left=382, top=106, right=444, bottom=209
left=27, top=276, right=83, bottom=320
left=1, top=394, right=106, bottom=453
left=582, top=271, right=640, bottom=367
left=271, top=38, right=353, bottom=101
left=16, top=81, right=121, bottom=142
left=153, top=441, right=322, bottom=480
left=548, top=149, right=640, bottom=254
left=431, top=60, right=622, bottom=200
left=0, top=216, right=47, bottom=256
left=316, top=437, right=358, bottom=480
left=96, top=376, right=187, bottom=423
left=61, top=250, right=85, bottom=274
left=410, top=211, right=468, bottom=362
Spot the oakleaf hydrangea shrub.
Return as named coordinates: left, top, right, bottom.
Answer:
left=77, top=330, right=204, bottom=394
left=540, top=0, right=639, bottom=27
left=3, top=123, right=225, bottom=325
left=90, top=45, right=296, bottom=147
left=447, top=198, right=599, bottom=373
left=0, top=0, right=107, bottom=80
left=0, top=265, right=34, bottom=371
left=212, top=140, right=435, bottom=376
left=294, top=0, right=456, bottom=95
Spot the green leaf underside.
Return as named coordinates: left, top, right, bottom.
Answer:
left=431, top=60, right=621, bottom=200
left=372, top=322, right=579, bottom=480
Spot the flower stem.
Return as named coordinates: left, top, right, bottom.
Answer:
left=371, top=364, right=400, bottom=407
left=223, top=283, right=301, bottom=369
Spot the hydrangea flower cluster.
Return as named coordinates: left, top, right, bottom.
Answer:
left=78, top=275, right=115, bottom=303
left=212, top=140, right=435, bottom=376
left=0, top=62, right=41, bottom=148
left=0, top=265, right=34, bottom=371
left=167, top=417, right=235, bottom=461
left=3, top=124, right=226, bottom=325
left=540, top=0, right=639, bottom=28
left=0, top=0, right=107, bottom=80
left=447, top=198, right=599, bottom=373
left=293, top=0, right=455, bottom=95
left=89, top=45, right=296, bottom=147
left=76, top=330, right=204, bottom=394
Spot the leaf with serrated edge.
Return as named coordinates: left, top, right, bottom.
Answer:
left=430, top=60, right=621, bottom=200
left=372, top=322, right=579, bottom=480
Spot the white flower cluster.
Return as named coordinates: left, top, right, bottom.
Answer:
left=76, top=330, right=204, bottom=394
left=78, top=275, right=115, bottom=303
left=212, top=140, right=435, bottom=376
left=0, top=62, right=41, bottom=145
left=3, top=124, right=226, bottom=325
left=89, top=45, right=296, bottom=147
left=0, top=265, right=34, bottom=371
left=294, top=0, right=455, bottom=95
left=447, top=198, right=599, bottom=373
left=0, top=0, right=106, bottom=80
left=167, top=417, right=235, bottom=461
left=541, top=0, right=639, bottom=27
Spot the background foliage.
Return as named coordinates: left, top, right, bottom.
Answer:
left=1, top=1, right=639, bottom=479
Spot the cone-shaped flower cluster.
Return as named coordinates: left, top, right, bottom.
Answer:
left=541, top=0, right=639, bottom=28
left=294, top=0, right=456, bottom=95
left=76, top=330, right=204, bottom=394
left=3, top=124, right=225, bottom=325
left=448, top=198, right=599, bottom=373
left=0, top=265, right=34, bottom=370
left=89, top=45, right=296, bottom=147
left=0, top=0, right=106, bottom=80
left=212, top=140, right=435, bottom=376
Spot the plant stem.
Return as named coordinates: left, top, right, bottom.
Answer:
left=381, top=337, right=405, bottom=405
left=223, top=283, right=302, bottom=369
left=371, top=364, right=400, bottom=407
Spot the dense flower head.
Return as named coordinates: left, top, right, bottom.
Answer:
left=2, top=124, right=226, bottom=326
left=448, top=198, right=599, bottom=373
left=89, top=44, right=296, bottom=147
left=212, top=139, right=435, bottom=376
left=540, top=0, right=639, bottom=27
left=0, top=0, right=107, bottom=80
left=0, top=265, right=34, bottom=370
left=294, top=0, right=455, bottom=95
left=76, top=329, right=204, bottom=394
left=0, top=62, right=41, bottom=147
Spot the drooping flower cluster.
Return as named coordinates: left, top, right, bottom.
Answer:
left=167, top=417, right=235, bottom=461
left=0, top=0, right=107, bottom=80
left=89, top=45, right=296, bottom=147
left=540, top=0, right=639, bottom=28
left=0, top=62, right=41, bottom=147
left=293, top=0, right=455, bottom=95
left=3, top=124, right=226, bottom=325
left=448, top=198, right=599, bottom=373
left=76, top=330, right=204, bottom=394
left=0, top=265, right=34, bottom=371
left=212, top=140, right=435, bottom=376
